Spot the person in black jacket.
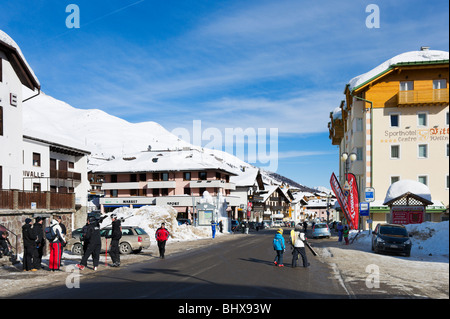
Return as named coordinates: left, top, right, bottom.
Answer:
left=108, top=213, right=122, bottom=267
left=33, top=217, right=45, bottom=269
left=76, top=216, right=102, bottom=271
left=22, top=218, right=37, bottom=271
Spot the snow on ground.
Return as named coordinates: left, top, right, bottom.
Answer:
left=99, top=205, right=213, bottom=245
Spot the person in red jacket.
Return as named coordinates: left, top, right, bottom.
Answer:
left=155, top=223, right=170, bottom=259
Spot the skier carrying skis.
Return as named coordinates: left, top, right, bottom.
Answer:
left=290, top=225, right=310, bottom=268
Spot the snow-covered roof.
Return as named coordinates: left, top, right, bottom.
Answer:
left=384, top=180, right=432, bottom=205
left=348, top=49, right=449, bottom=92
left=230, top=166, right=260, bottom=187
left=0, top=29, right=40, bottom=89
left=92, top=149, right=238, bottom=175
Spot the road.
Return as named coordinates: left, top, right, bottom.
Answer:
left=14, top=228, right=351, bottom=299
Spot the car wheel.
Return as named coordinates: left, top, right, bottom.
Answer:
left=119, top=242, right=132, bottom=255
left=72, top=243, right=84, bottom=255
left=405, top=250, right=411, bottom=257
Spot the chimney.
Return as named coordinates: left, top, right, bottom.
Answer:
left=420, top=46, right=430, bottom=51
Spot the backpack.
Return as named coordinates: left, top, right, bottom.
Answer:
left=45, top=225, right=57, bottom=241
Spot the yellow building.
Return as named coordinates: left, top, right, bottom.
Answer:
left=328, top=47, right=449, bottom=227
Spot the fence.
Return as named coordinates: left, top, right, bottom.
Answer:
left=0, top=190, right=74, bottom=210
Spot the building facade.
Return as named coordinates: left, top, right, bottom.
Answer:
left=329, top=48, right=449, bottom=228
left=93, top=149, right=241, bottom=218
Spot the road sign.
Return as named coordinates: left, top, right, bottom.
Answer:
left=360, top=202, right=370, bottom=216
left=365, top=187, right=375, bottom=202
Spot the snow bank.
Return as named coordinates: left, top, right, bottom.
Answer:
left=350, top=221, right=449, bottom=259
left=99, top=205, right=212, bottom=244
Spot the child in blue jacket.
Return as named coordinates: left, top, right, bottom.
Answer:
left=273, top=228, right=286, bottom=267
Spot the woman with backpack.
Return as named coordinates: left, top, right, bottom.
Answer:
left=48, top=218, right=66, bottom=271
left=155, top=223, right=170, bottom=259
left=273, top=228, right=285, bottom=267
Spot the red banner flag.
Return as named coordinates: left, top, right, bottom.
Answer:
left=346, top=173, right=359, bottom=230
left=329, top=172, right=354, bottom=229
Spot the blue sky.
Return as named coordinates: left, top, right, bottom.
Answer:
left=1, top=0, right=449, bottom=188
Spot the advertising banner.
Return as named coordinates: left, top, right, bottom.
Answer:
left=329, top=172, right=354, bottom=229
left=391, top=206, right=424, bottom=224
left=346, top=173, right=359, bottom=229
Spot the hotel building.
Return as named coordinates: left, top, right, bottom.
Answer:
left=328, top=48, right=449, bottom=227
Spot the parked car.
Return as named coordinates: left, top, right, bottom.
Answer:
left=371, top=223, right=412, bottom=257
left=311, top=223, right=331, bottom=239
left=177, top=218, right=192, bottom=226
left=67, top=226, right=150, bottom=255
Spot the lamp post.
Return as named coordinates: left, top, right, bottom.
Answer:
left=340, top=152, right=357, bottom=180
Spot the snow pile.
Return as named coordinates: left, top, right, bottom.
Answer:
left=384, top=179, right=432, bottom=204
left=350, top=221, right=449, bottom=258
left=99, top=205, right=211, bottom=244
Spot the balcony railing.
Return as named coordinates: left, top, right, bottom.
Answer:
left=398, top=89, right=449, bottom=106
left=0, top=190, right=75, bottom=210
left=50, top=169, right=82, bottom=181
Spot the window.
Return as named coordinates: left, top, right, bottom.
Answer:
left=356, top=147, right=363, bottom=161
left=418, top=144, right=428, bottom=158
left=400, top=81, right=414, bottom=91
left=152, top=173, right=160, bottom=181
left=111, top=174, right=117, bottom=183
left=433, top=79, right=447, bottom=89
left=391, top=145, right=400, bottom=159
left=152, top=188, right=160, bottom=197
left=33, top=153, right=41, bottom=167
left=33, top=183, right=41, bottom=192
left=68, top=161, right=74, bottom=169
left=390, top=114, right=399, bottom=127
left=417, top=112, right=427, bottom=127
left=184, top=187, right=191, bottom=195
left=110, top=190, right=118, bottom=197
left=418, top=176, right=428, bottom=185
left=130, top=174, right=137, bottom=182
left=161, top=173, right=169, bottom=181
left=391, top=176, right=400, bottom=184
left=161, top=188, right=169, bottom=196
left=139, top=173, right=147, bottom=182
left=183, top=172, right=191, bottom=181
left=199, top=172, right=207, bottom=180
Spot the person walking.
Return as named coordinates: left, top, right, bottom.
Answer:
left=290, top=226, right=310, bottom=268
left=337, top=222, right=344, bottom=242
left=48, top=218, right=66, bottom=271
left=343, top=226, right=350, bottom=245
left=211, top=220, right=217, bottom=239
left=77, top=216, right=102, bottom=270
left=109, top=213, right=122, bottom=267
left=33, top=217, right=45, bottom=270
left=273, top=228, right=285, bottom=267
left=155, top=223, right=170, bottom=259
left=22, top=218, right=37, bottom=271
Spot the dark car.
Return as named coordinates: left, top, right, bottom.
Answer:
left=371, top=223, right=412, bottom=257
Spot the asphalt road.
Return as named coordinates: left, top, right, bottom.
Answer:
left=14, top=228, right=350, bottom=299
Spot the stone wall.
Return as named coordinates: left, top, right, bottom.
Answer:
left=0, top=210, right=73, bottom=255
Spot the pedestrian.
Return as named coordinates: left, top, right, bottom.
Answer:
left=211, top=220, right=217, bottom=239
left=55, top=216, right=66, bottom=266
left=48, top=218, right=66, bottom=271
left=77, top=216, right=101, bottom=270
left=0, top=231, right=11, bottom=258
left=273, top=228, right=285, bottom=267
left=343, top=226, right=350, bottom=245
left=33, top=217, right=45, bottom=270
left=155, top=223, right=170, bottom=259
left=302, top=220, right=308, bottom=232
left=218, top=220, right=223, bottom=233
left=109, top=213, right=122, bottom=267
left=22, top=218, right=37, bottom=272
left=290, top=226, right=310, bottom=268
left=337, top=222, right=344, bottom=242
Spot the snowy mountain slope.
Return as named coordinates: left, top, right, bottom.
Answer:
left=22, top=92, right=315, bottom=189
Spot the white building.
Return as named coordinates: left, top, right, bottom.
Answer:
left=1, top=29, right=91, bottom=234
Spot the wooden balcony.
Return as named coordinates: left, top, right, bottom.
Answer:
left=0, top=190, right=75, bottom=210
left=50, top=169, right=82, bottom=181
left=398, top=89, right=449, bottom=106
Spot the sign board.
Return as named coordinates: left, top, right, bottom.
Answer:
left=391, top=206, right=424, bottom=225
left=365, top=187, right=375, bottom=202
left=359, top=202, right=370, bottom=216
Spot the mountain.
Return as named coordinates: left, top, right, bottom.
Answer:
left=22, top=92, right=314, bottom=190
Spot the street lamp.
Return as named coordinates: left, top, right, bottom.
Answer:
left=341, top=152, right=357, bottom=177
